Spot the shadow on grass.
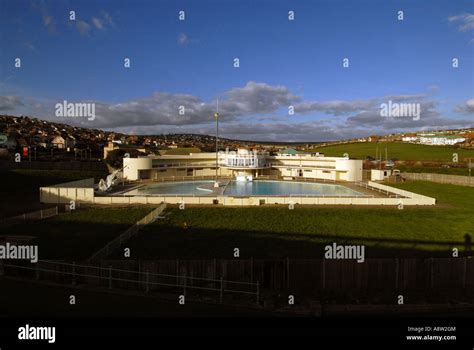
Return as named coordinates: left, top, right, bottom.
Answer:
left=0, top=222, right=132, bottom=260
left=114, top=225, right=473, bottom=260
left=0, top=208, right=153, bottom=260
left=0, top=168, right=106, bottom=218
left=0, top=279, right=270, bottom=317
left=0, top=210, right=471, bottom=260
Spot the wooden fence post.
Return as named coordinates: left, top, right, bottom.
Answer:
left=176, top=259, right=179, bottom=285
left=256, top=281, right=260, bottom=305
left=108, top=266, right=112, bottom=289
left=250, top=257, right=253, bottom=283
left=183, top=274, right=186, bottom=296
left=462, top=257, right=467, bottom=288
left=72, top=261, right=76, bottom=285
left=145, top=270, right=149, bottom=293
left=430, top=258, right=434, bottom=288
left=395, top=258, right=399, bottom=289
left=220, top=277, right=223, bottom=303
left=321, top=259, right=326, bottom=289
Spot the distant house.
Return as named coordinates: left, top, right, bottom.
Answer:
left=0, top=135, right=17, bottom=150
left=31, top=135, right=48, bottom=148
left=74, top=141, right=88, bottom=151
left=371, top=169, right=392, bottom=181
left=16, top=138, right=28, bottom=148
left=418, top=135, right=465, bottom=146
left=402, top=136, right=418, bottom=143
left=103, top=141, right=147, bottom=159
left=50, top=136, right=66, bottom=149
left=65, top=136, right=76, bottom=149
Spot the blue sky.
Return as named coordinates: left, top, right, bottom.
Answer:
left=0, top=0, right=473, bottom=141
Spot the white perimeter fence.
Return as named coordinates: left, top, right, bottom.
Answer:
left=1, top=260, right=259, bottom=305
left=88, top=203, right=167, bottom=262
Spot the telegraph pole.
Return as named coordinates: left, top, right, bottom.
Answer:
left=214, top=99, right=219, bottom=188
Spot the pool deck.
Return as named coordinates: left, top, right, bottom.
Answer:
left=343, top=183, right=390, bottom=198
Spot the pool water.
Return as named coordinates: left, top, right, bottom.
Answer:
left=124, top=180, right=363, bottom=197
left=125, top=181, right=215, bottom=196
left=223, top=180, right=362, bottom=196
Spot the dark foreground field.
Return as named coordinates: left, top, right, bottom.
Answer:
left=0, top=168, right=106, bottom=218
left=0, top=207, right=153, bottom=260
left=0, top=279, right=273, bottom=317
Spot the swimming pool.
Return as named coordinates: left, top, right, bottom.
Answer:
left=223, top=180, right=362, bottom=196
left=124, top=180, right=363, bottom=197
left=125, top=181, right=215, bottom=196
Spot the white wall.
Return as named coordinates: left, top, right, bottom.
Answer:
left=122, top=154, right=363, bottom=182
left=335, top=159, right=363, bottom=181
left=123, top=157, right=153, bottom=180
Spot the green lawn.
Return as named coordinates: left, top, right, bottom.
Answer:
left=309, top=142, right=473, bottom=161
left=121, top=181, right=474, bottom=259
left=162, top=147, right=201, bottom=155
left=0, top=168, right=107, bottom=218
left=395, top=165, right=472, bottom=176
left=0, top=207, right=153, bottom=260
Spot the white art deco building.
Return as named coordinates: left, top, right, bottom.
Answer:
left=123, top=148, right=363, bottom=182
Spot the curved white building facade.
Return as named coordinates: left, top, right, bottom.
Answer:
left=123, top=149, right=363, bottom=182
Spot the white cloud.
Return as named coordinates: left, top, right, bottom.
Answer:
left=23, top=42, right=36, bottom=52
left=74, top=13, right=116, bottom=36
left=42, top=15, right=55, bottom=33
left=449, top=13, right=474, bottom=32
left=76, top=20, right=91, bottom=36
left=455, top=98, right=474, bottom=114
left=1, top=82, right=472, bottom=141
left=0, top=96, right=23, bottom=111
left=102, top=12, right=117, bottom=29
left=448, top=13, right=474, bottom=43
left=92, top=17, right=104, bottom=30
left=177, top=33, right=189, bottom=45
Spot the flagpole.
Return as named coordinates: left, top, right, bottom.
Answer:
left=214, top=99, right=219, bottom=187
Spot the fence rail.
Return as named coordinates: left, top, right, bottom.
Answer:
left=88, top=203, right=167, bottom=262
left=1, top=259, right=259, bottom=304
left=0, top=207, right=58, bottom=226
left=3, top=257, right=473, bottom=301
left=148, top=174, right=338, bottom=184
left=403, top=172, right=474, bottom=187
left=354, top=182, right=402, bottom=198
left=150, top=175, right=232, bottom=182
left=257, top=175, right=337, bottom=183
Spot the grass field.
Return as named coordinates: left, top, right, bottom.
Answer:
left=0, top=168, right=106, bottom=218
left=162, top=147, right=201, bottom=155
left=120, top=181, right=474, bottom=259
left=0, top=207, right=153, bottom=260
left=309, top=142, right=474, bottom=161
left=395, top=165, right=472, bottom=176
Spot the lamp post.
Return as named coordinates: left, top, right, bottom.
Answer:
left=214, top=99, right=219, bottom=188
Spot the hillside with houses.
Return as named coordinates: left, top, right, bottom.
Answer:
left=1, top=115, right=472, bottom=163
